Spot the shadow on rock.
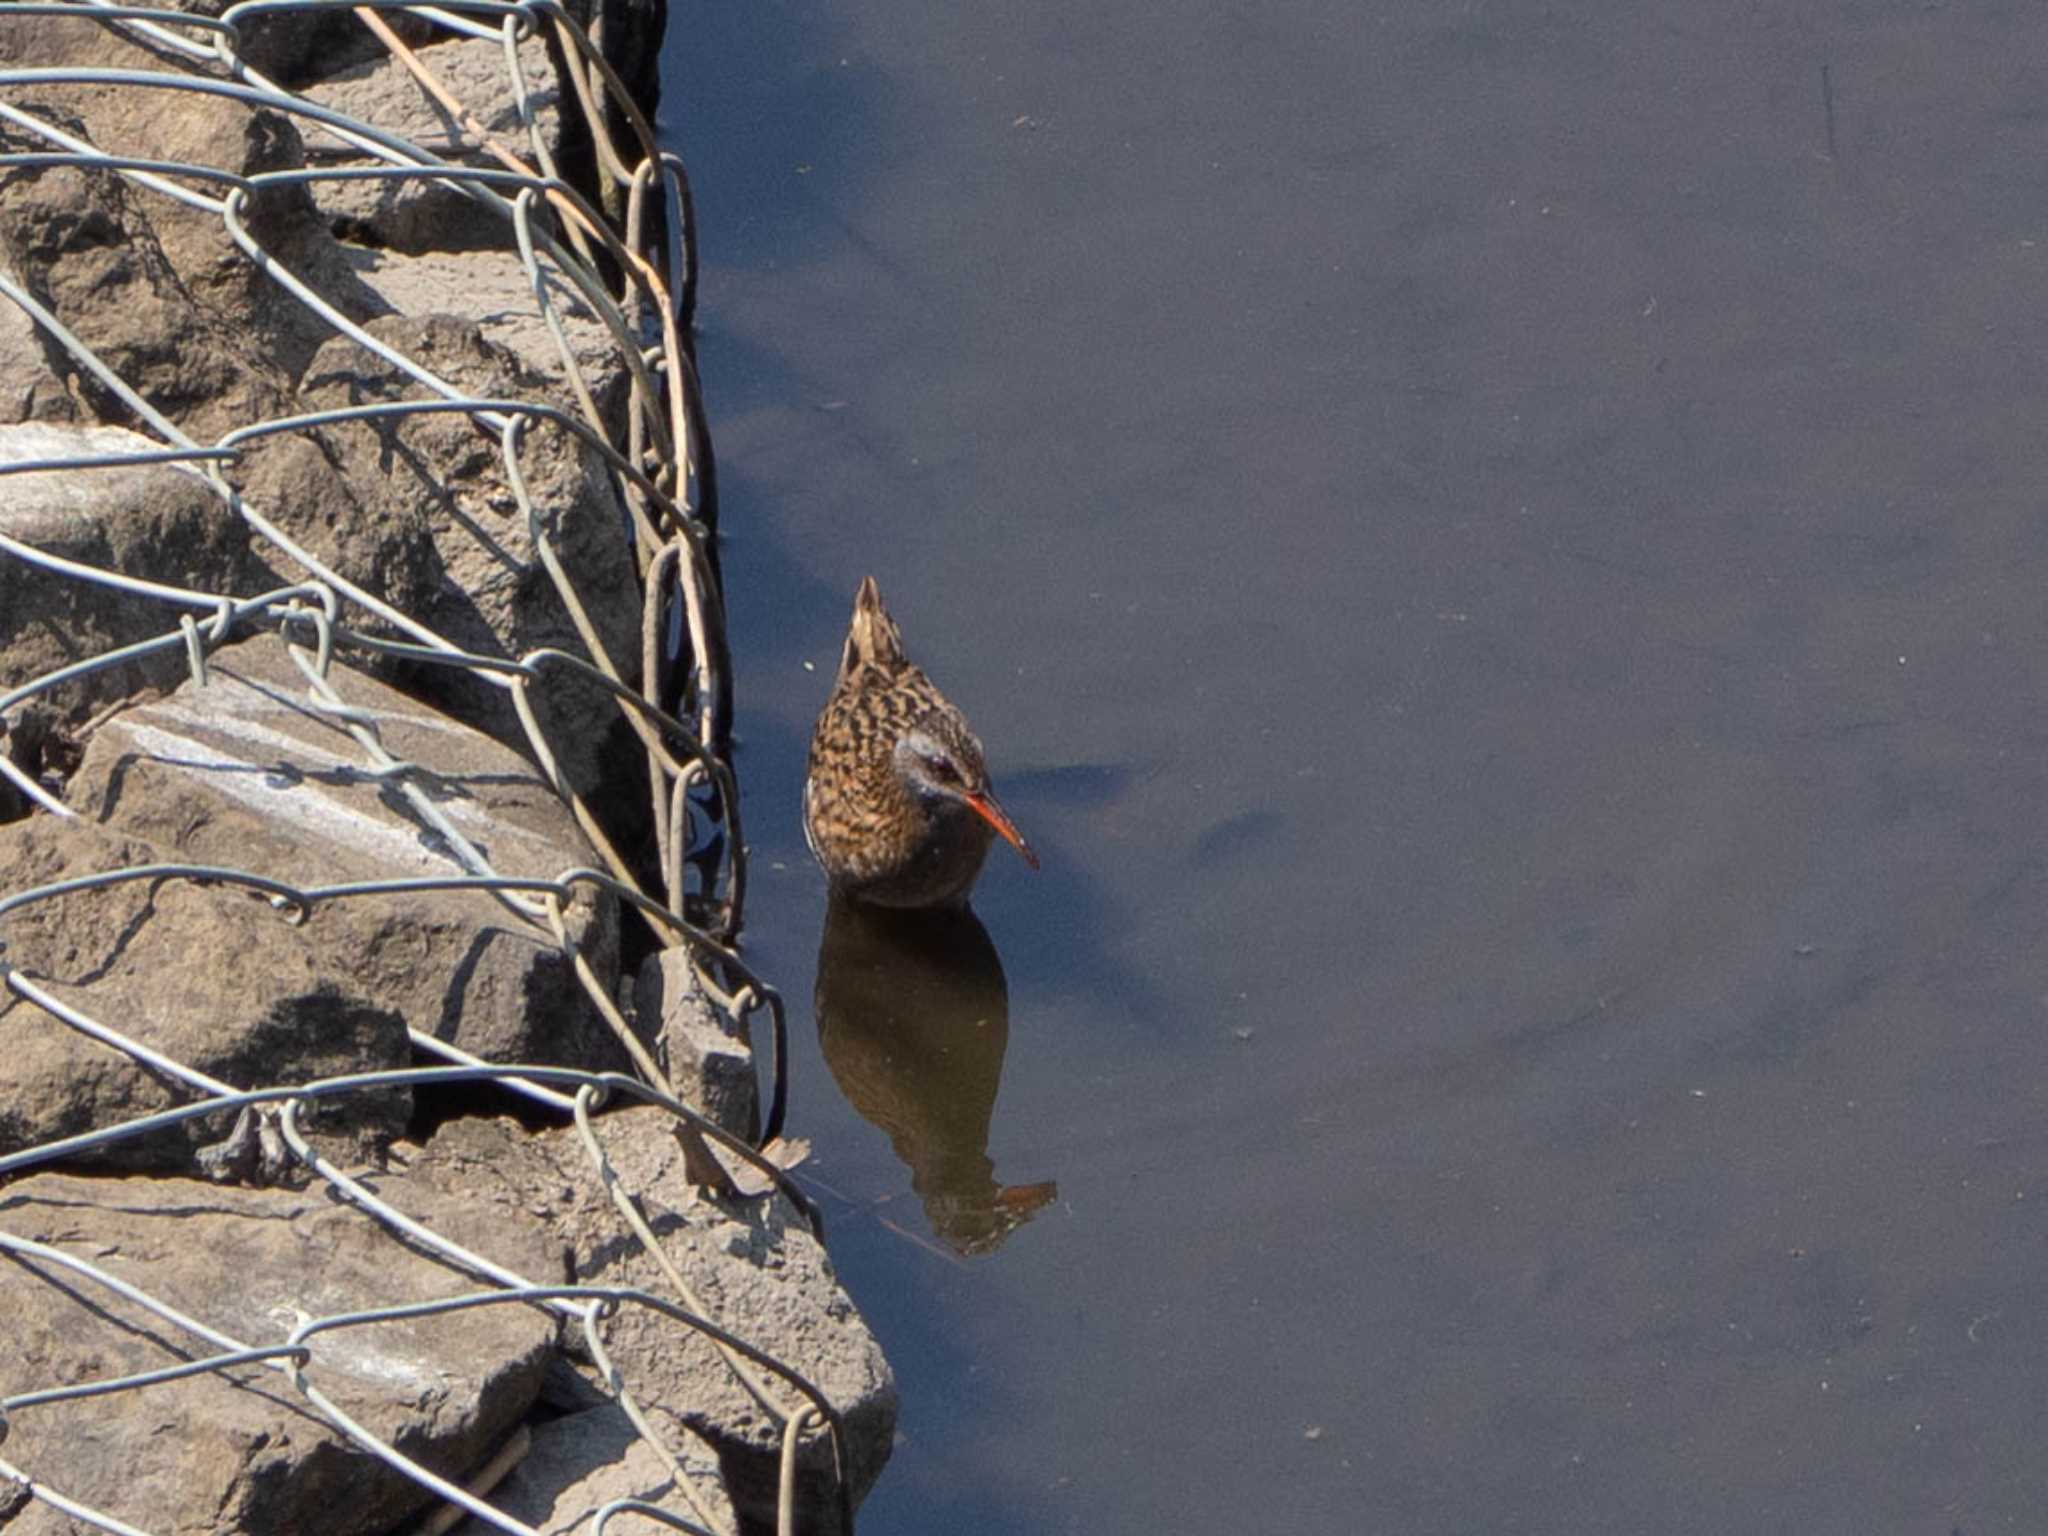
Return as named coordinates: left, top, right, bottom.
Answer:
left=814, top=895, right=1056, bottom=1257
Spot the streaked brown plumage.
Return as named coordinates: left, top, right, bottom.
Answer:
left=804, top=577, right=1038, bottom=908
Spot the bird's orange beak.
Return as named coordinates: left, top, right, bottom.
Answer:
left=966, top=791, right=1040, bottom=870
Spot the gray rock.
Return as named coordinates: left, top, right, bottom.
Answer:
left=445, top=1402, right=738, bottom=1536
left=0, top=264, right=72, bottom=424
left=239, top=5, right=444, bottom=91
left=58, top=636, right=625, bottom=1073
left=0, top=421, right=270, bottom=725
left=230, top=312, right=643, bottom=795
left=636, top=946, right=759, bottom=1143
left=0, top=10, right=867, bottom=1535
left=0, top=49, right=383, bottom=419
left=0, top=121, right=293, bottom=441
left=539, top=1107, right=895, bottom=1533
left=345, top=243, right=642, bottom=432
left=0, top=1, right=395, bottom=97
left=402, top=1112, right=894, bottom=1533
left=0, top=814, right=412, bottom=1171
left=299, top=31, right=565, bottom=256
left=0, top=1162, right=557, bottom=1535
left=0, top=699, right=73, bottom=825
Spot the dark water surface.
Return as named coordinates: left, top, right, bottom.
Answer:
left=664, top=4, right=2048, bottom=1531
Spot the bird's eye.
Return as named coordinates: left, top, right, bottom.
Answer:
left=922, top=754, right=960, bottom=784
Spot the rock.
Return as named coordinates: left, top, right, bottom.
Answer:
left=0, top=1162, right=557, bottom=1535
left=0, top=262, right=72, bottom=424
left=0, top=2, right=394, bottom=96
left=445, top=1403, right=738, bottom=1536
left=0, top=815, right=412, bottom=1172
left=231, top=313, right=643, bottom=795
left=0, top=699, right=78, bottom=826
left=400, top=1112, right=894, bottom=1532
left=1, top=41, right=647, bottom=805
left=229, top=3, right=435, bottom=91
left=536, top=1107, right=895, bottom=1532
left=0, top=123, right=292, bottom=440
left=58, top=635, right=625, bottom=1073
left=0, top=9, right=845, bottom=1534
left=344, top=244, right=641, bottom=431
left=0, top=64, right=382, bottom=426
left=0, top=421, right=271, bottom=726
left=299, top=31, right=565, bottom=256
left=230, top=424, right=446, bottom=621
left=636, top=946, right=759, bottom=1142
left=585, top=0, right=664, bottom=143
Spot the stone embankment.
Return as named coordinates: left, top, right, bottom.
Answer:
left=0, top=5, right=893, bottom=1533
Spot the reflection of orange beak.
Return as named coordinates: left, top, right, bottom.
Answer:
left=965, top=790, right=1040, bottom=870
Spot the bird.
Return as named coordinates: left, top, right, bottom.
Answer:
left=804, top=576, right=1038, bottom=907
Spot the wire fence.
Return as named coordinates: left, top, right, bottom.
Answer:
left=0, top=3, right=847, bottom=1532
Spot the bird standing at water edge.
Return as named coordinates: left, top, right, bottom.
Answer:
left=805, top=577, right=1038, bottom=908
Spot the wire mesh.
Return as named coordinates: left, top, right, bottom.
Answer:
left=0, top=4, right=846, bottom=1531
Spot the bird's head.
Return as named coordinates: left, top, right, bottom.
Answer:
left=894, top=723, right=1039, bottom=870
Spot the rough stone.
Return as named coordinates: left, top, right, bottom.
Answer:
left=229, top=423, right=447, bottom=619
left=0, top=265, right=74, bottom=424
left=0, top=421, right=272, bottom=727
left=0, top=124, right=293, bottom=441
left=635, top=946, right=759, bottom=1142
left=0, top=699, right=77, bottom=826
left=0, top=57, right=384, bottom=421
left=58, top=635, right=625, bottom=1073
left=0, top=1, right=201, bottom=72
left=0, top=815, right=412, bottom=1172
left=345, top=243, right=642, bottom=431
left=445, top=1403, right=738, bottom=1536
left=540, top=1107, right=895, bottom=1533
left=228, top=2, right=438, bottom=90
left=231, top=312, right=643, bottom=794
left=299, top=31, right=566, bottom=255
left=0, top=1, right=395, bottom=94
left=0, top=1163, right=557, bottom=1535
left=397, top=1112, right=894, bottom=1533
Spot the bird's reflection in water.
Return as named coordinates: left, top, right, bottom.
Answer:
left=815, top=894, right=1057, bottom=1256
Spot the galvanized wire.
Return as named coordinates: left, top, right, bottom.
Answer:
left=0, top=5, right=844, bottom=1533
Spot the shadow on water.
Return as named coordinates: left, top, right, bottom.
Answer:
left=814, top=893, right=1057, bottom=1256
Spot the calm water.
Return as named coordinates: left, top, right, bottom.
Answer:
left=665, top=4, right=2048, bottom=1531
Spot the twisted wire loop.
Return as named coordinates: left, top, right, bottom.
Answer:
left=0, top=5, right=848, bottom=1533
